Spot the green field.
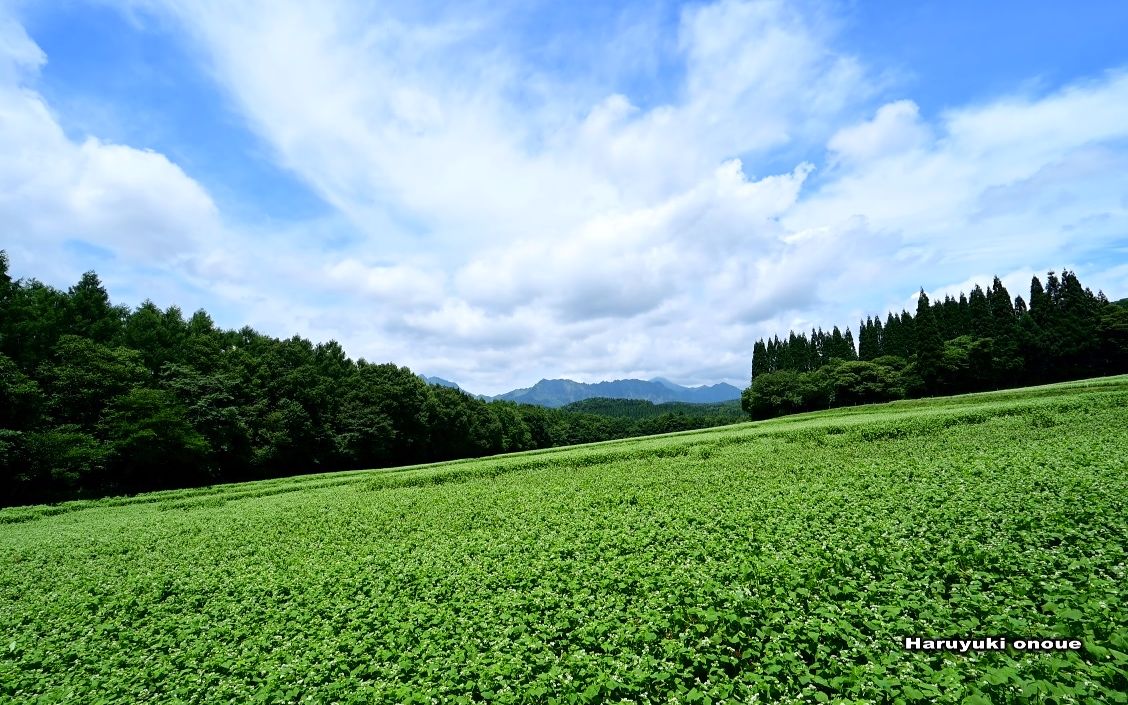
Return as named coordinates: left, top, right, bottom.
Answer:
left=2, top=378, right=1127, bottom=704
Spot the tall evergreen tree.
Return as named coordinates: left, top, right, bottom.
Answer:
left=987, top=277, right=1017, bottom=338
left=1029, top=276, right=1048, bottom=324
left=0, top=252, right=12, bottom=355
left=936, top=296, right=957, bottom=339
left=0, top=251, right=12, bottom=316
left=826, top=326, right=845, bottom=361
left=883, top=313, right=903, bottom=358
left=751, top=339, right=768, bottom=378
left=914, top=291, right=944, bottom=390
left=1056, top=270, right=1101, bottom=374
left=968, top=285, right=990, bottom=337
left=66, top=272, right=123, bottom=343
left=843, top=327, right=858, bottom=360
left=957, top=293, right=971, bottom=337
left=814, top=328, right=828, bottom=365
left=986, top=277, right=1021, bottom=384
left=858, top=318, right=876, bottom=360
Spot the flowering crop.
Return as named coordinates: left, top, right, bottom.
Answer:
left=2, top=377, right=1126, bottom=703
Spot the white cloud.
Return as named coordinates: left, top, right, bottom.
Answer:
left=790, top=75, right=1128, bottom=281
left=0, top=14, right=42, bottom=77
left=0, top=18, right=222, bottom=280
left=323, top=259, right=445, bottom=309
left=828, top=99, right=930, bottom=164
left=5, top=1, right=1128, bottom=395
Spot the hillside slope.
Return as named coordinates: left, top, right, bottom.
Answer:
left=2, top=376, right=1126, bottom=703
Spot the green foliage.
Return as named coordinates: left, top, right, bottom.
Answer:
left=562, top=397, right=743, bottom=421
left=827, top=359, right=906, bottom=405
left=915, top=290, right=945, bottom=387
left=2, top=378, right=1126, bottom=703
left=39, top=335, right=150, bottom=427
left=559, top=398, right=745, bottom=439
left=65, top=271, right=125, bottom=343
left=0, top=252, right=751, bottom=505
left=0, top=353, right=43, bottom=429
left=742, top=369, right=829, bottom=419
left=27, top=425, right=111, bottom=497
left=746, top=269, right=1127, bottom=420
left=99, top=388, right=210, bottom=492
left=1, top=279, right=70, bottom=370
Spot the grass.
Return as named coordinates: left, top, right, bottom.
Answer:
left=2, top=376, right=1127, bottom=704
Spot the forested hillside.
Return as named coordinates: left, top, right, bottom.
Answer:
left=0, top=252, right=738, bottom=506
left=744, top=271, right=1128, bottom=418
left=562, top=397, right=744, bottom=423
left=5, top=251, right=1124, bottom=506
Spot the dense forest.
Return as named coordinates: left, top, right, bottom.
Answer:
left=0, top=252, right=752, bottom=506
left=743, top=271, right=1128, bottom=418
left=4, top=252, right=1124, bottom=506
left=561, top=398, right=744, bottom=423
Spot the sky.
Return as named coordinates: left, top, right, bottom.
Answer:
left=2, top=0, right=1127, bottom=395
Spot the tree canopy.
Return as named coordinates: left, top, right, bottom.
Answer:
left=742, top=270, right=1126, bottom=419
left=0, top=252, right=744, bottom=506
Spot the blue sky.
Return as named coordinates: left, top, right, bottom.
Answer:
left=3, top=0, right=1127, bottom=394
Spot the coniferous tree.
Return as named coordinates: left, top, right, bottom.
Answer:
left=914, top=291, right=944, bottom=390
left=1057, top=270, right=1101, bottom=375
left=985, top=277, right=1021, bottom=384
left=751, top=340, right=768, bottom=378
left=936, top=296, right=955, bottom=339
left=1029, top=276, right=1048, bottom=324
left=741, top=268, right=1122, bottom=419
left=66, top=272, right=124, bottom=344
left=882, top=313, right=903, bottom=358
left=0, top=252, right=13, bottom=332
left=987, top=278, right=1016, bottom=335
left=1045, top=271, right=1062, bottom=307
left=826, top=326, right=848, bottom=361
left=843, top=328, right=858, bottom=360
left=968, top=285, right=990, bottom=337
left=957, top=293, right=971, bottom=337
left=858, top=318, right=875, bottom=360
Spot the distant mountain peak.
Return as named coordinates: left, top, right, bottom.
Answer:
left=649, top=377, right=683, bottom=391
left=490, top=377, right=741, bottom=408
left=419, top=375, right=462, bottom=390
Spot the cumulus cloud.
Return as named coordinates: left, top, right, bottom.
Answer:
left=828, top=100, right=930, bottom=164
left=5, top=1, right=1128, bottom=394
left=0, top=14, right=222, bottom=287
left=790, top=73, right=1128, bottom=286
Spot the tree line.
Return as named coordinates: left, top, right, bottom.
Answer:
left=0, top=252, right=753, bottom=507
left=742, top=271, right=1128, bottom=418
left=561, top=398, right=745, bottom=425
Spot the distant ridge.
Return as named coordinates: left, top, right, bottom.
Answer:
left=490, top=377, right=741, bottom=408
left=419, top=375, right=462, bottom=390
left=419, top=374, right=743, bottom=407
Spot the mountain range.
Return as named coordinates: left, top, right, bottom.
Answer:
left=421, top=375, right=742, bottom=408
left=421, top=376, right=461, bottom=389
